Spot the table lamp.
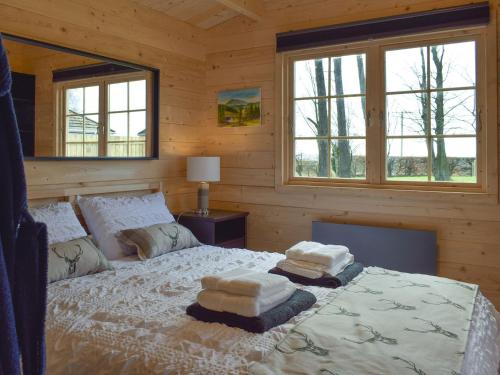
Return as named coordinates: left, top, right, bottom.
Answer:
left=187, top=156, right=220, bottom=216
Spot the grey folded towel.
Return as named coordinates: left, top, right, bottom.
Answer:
left=186, top=289, right=316, bottom=333
left=269, top=262, right=364, bottom=288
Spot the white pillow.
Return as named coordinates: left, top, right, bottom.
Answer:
left=77, top=192, right=175, bottom=260
left=30, top=202, right=87, bottom=245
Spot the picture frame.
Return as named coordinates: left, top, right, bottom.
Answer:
left=217, top=87, right=261, bottom=127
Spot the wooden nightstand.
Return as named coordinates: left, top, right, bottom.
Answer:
left=175, top=210, right=249, bottom=248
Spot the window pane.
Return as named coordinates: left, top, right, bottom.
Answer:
left=332, top=139, right=365, bottom=179
left=107, top=143, right=128, bottom=157
left=431, top=90, right=476, bottom=136
left=330, top=54, right=366, bottom=96
left=66, top=116, right=83, bottom=142
left=66, top=88, right=83, bottom=114
left=84, top=86, right=99, bottom=114
left=109, top=82, right=128, bottom=112
left=430, top=41, right=475, bottom=89
left=331, top=97, right=365, bottom=137
left=129, top=142, right=145, bottom=157
left=386, top=47, right=428, bottom=92
left=129, top=80, right=146, bottom=110
left=432, top=137, right=476, bottom=183
left=129, top=111, right=146, bottom=140
left=387, top=138, right=429, bottom=181
left=109, top=112, right=128, bottom=141
left=386, top=93, right=428, bottom=136
left=84, top=115, right=99, bottom=143
left=294, top=99, right=328, bottom=137
left=294, top=58, right=328, bottom=98
left=84, top=143, right=98, bottom=157
left=66, top=143, right=83, bottom=157
left=294, top=139, right=328, bottom=178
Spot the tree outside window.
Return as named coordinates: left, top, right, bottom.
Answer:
left=291, top=39, right=477, bottom=185
left=293, top=53, right=366, bottom=179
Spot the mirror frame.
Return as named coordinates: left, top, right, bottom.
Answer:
left=3, top=33, right=160, bottom=161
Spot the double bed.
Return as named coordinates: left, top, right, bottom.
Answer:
left=31, top=184, right=499, bottom=374
left=46, top=246, right=499, bottom=374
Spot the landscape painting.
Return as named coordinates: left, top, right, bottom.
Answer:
left=217, top=87, right=261, bottom=127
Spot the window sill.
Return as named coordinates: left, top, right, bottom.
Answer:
left=277, top=180, right=498, bottom=206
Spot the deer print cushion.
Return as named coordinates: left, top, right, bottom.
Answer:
left=117, top=223, right=200, bottom=260
left=77, top=192, right=175, bottom=260
left=48, top=236, right=113, bottom=283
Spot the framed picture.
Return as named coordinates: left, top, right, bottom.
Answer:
left=217, top=87, right=261, bottom=127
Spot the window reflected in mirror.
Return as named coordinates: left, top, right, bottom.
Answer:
left=3, top=35, right=157, bottom=159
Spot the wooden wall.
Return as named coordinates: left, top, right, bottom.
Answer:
left=204, top=0, right=500, bottom=308
left=1, top=0, right=208, bottom=212
left=2, top=0, right=499, bottom=309
left=6, top=40, right=100, bottom=156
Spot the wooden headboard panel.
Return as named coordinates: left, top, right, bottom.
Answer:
left=312, top=221, right=437, bottom=275
left=28, top=181, right=163, bottom=206
left=28, top=181, right=163, bottom=231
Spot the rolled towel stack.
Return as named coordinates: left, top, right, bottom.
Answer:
left=280, top=241, right=354, bottom=279
left=187, top=268, right=317, bottom=332
left=270, top=241, right=363, bottom=288
left=198, top=268, right=296, bottom=317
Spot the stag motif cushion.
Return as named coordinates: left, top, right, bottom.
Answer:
left=48, top=236, right=113, bottom=283
left=117, top=223, right=201, bottom=260
left=77, top=192, right=175, bottom=260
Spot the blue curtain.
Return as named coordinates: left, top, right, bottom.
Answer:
left=0, top=34, right=48, bottom=375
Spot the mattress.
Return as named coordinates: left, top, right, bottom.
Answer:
left=46, top=245, right=500, bottom=375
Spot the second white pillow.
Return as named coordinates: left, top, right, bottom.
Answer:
left=77, top=192, right=175, bottom=260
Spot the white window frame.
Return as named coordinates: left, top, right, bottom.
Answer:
left=54, top=71, right=152, bottom=158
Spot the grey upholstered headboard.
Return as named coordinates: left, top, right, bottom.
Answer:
left=312, top=221, right=437, bottom=275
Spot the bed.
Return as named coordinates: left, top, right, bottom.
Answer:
left=45, top=245, right=499, bottom=374
left=32, top=184, right=500, bottom=374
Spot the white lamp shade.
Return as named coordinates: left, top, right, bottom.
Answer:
left=187, top=156, right=220, bottom=182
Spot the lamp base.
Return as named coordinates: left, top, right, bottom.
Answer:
left=197, top=182, right=210, bottom=216
left=195, top=208, right=210, bottom=216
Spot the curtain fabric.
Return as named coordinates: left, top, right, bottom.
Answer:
left=0, top=34, right=48, bottom=375
left=276, top=2, right=490, bottom=52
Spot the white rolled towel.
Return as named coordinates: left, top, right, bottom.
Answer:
left=277, top=254, right=354, bottom=279
left=197, top=282, right=296, bottom=317
left=201, top=268, right=289, bottom=298
left=286, top=241, right=350, bottom=267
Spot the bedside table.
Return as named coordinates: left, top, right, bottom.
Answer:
left=175, top=210, right=249, bottom=248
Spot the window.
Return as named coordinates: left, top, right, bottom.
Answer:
left=281, top=29, right=493, bottom=192
left=58, top=73, right=150, bottom=158
left=385, top=41, right=477, bottom=183
left=293, top=54, right=366, bottom=179
left=107, top=80, right=147, bottom=157
left=65, top=85, right=100, bottom=157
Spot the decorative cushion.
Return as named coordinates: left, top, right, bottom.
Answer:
left=77, top=192, right=175, bottom=260
left=48, top=236, right=113, bottom=283
left=118, top=222, right=200, bottom=260
left=30, top=202, right=87, bottom=245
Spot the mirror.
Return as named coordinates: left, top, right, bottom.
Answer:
left=3, top=34, right=159, bottom=160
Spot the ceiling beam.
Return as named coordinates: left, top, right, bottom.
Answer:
left=215, top=0, right=263, bottom=21
left=186, top=3, right=226, bottom=27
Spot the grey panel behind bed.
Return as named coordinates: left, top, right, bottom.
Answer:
left=312, top=221, right=437, bottom=275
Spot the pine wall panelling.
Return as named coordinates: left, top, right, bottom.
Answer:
left=2, top=0, right=499, bottom=308
left=1, top=0, right=207, bottom=212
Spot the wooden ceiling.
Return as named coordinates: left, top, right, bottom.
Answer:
left=134, top=0, right=263, bottom=29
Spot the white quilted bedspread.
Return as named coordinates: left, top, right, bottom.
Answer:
left=46, top=246, right=500, bottom=375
